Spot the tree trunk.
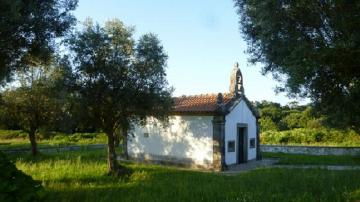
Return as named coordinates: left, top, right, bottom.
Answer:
left=121, top=127, right=129, bottom=160
left=106, top=131, right=130, bottom=177
left=29, top=130, right=37, bottom=156
left=107, top=132, right=119, bottom=175
left=114, top=132, right=120, bottom=148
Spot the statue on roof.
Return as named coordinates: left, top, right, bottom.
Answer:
left=229, top=62, right=244, bottom=97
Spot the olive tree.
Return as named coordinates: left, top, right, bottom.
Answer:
left=1, top=62, right=70, bottom=155
left=234, top=0, right=360, bottom=130
left=69, top=19, right=173, bottom=176
left=0, top=0, right=78, bottom=83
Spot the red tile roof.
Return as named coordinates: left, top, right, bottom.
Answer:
left=173, top=93, right=233, bottom=113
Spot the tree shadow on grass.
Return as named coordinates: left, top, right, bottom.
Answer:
left=42, top=168, right=360, bottom=202
left=42, top=175, right=133, bottom=186
left=44, top=183, right=139, bottom=202
left=42, top=170, right=161, bottom=202
left=42, top=171, right=209, bottom=202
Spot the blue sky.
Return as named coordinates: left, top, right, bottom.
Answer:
left=74, top=0, right=309, bottom=105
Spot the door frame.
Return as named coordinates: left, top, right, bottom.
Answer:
left=236, top=123, right=248, bottom=164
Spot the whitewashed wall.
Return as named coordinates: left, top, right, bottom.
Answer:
left=128, top=115, right=214, bottom=166
left=225, top=100, right=257, bottom=165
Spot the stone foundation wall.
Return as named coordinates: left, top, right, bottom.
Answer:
left=261, top=145, right=360, bottom=156
left=129, top=153, right=214, bottom=170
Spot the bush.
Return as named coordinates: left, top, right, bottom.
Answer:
left=45, top=132, right=107, bottom=145
left=0, top=130, right=27, bottom=140
left=0, top=152, right=44, bottom=201
left=259, top=117, right=279, bottom=131
left=312, top=131, right=325, bottom=142
left=74, top=133, right=98, bottom=139
left=261, top=128, right=360, bottom=146
left=37, top=130, right=59, bottom=139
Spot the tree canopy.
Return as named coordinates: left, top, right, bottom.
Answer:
left=254, top=101, right=322, bottom=132
left=0, top=0, right=78, bottom=83
left=1, top=62, right=73, bottom=155
left=234, top=0, right=360, bottom=130
left=69, top=19, right=173, bottom=175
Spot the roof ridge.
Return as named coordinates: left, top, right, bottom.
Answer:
left=172, top=92, right=237, bottom=113
left=174, top=92, right=232, bottom=98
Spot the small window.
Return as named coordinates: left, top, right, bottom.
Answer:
left=228, top=141, right=235, bottom=152
left=250, top=138, right=256, bottom=148
left=144, top=133, right=149, bottom=138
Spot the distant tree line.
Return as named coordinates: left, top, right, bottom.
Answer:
left=254, top=101, right=323, bottom=132
left=254, top=101, right=360, bottom=146
left=255, top=101, right=360, bottom=146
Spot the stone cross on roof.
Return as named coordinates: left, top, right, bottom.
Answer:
left=234, top=62, right=239, bottom=68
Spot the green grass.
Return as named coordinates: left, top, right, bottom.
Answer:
left=263, top=152, right=360, bottom=166
left=0, top=130, right=107, bottom=150
left=8, top=150, right=360, bottom=202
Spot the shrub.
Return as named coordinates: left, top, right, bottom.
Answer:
left=259, top=117, right=279, bottom=131
left=0, top=152, right=44, bottom=201
left=261, top=128, right=360, bottom=146
left=0, top=130, right=27, bottom=140
left=75, top=133, right=98, bottom=139
left=37, top=130, right=59, bottom=139
left=278, top=132, right=290, bottom=144
left=313, top=131, right=325, bottom=142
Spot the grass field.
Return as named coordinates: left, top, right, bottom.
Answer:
left=263, top=152, right=360, bottom=166
left=9, top=149, right=360, bottom=202
left=0, top=130, right=107, bottom=150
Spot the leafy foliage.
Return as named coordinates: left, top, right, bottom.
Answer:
left=261, top=128, right=360, bottom=146
left=69, top=19, right=173, bottom=174
left=0, top=130, right=28, bottom=139
left=0, top=0, right=78, bottom=83
left=0, top=152, right=43, bottom=202
left=0, top=61, right=74, bottom=155
left=255, top=100, right=360, bottom=146
left=254, top=100, right=321, bottom=131
left=235, top=0, right=360, bottom=130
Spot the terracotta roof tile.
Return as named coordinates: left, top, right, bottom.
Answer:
left=173, top=93, right=233, bottom=113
